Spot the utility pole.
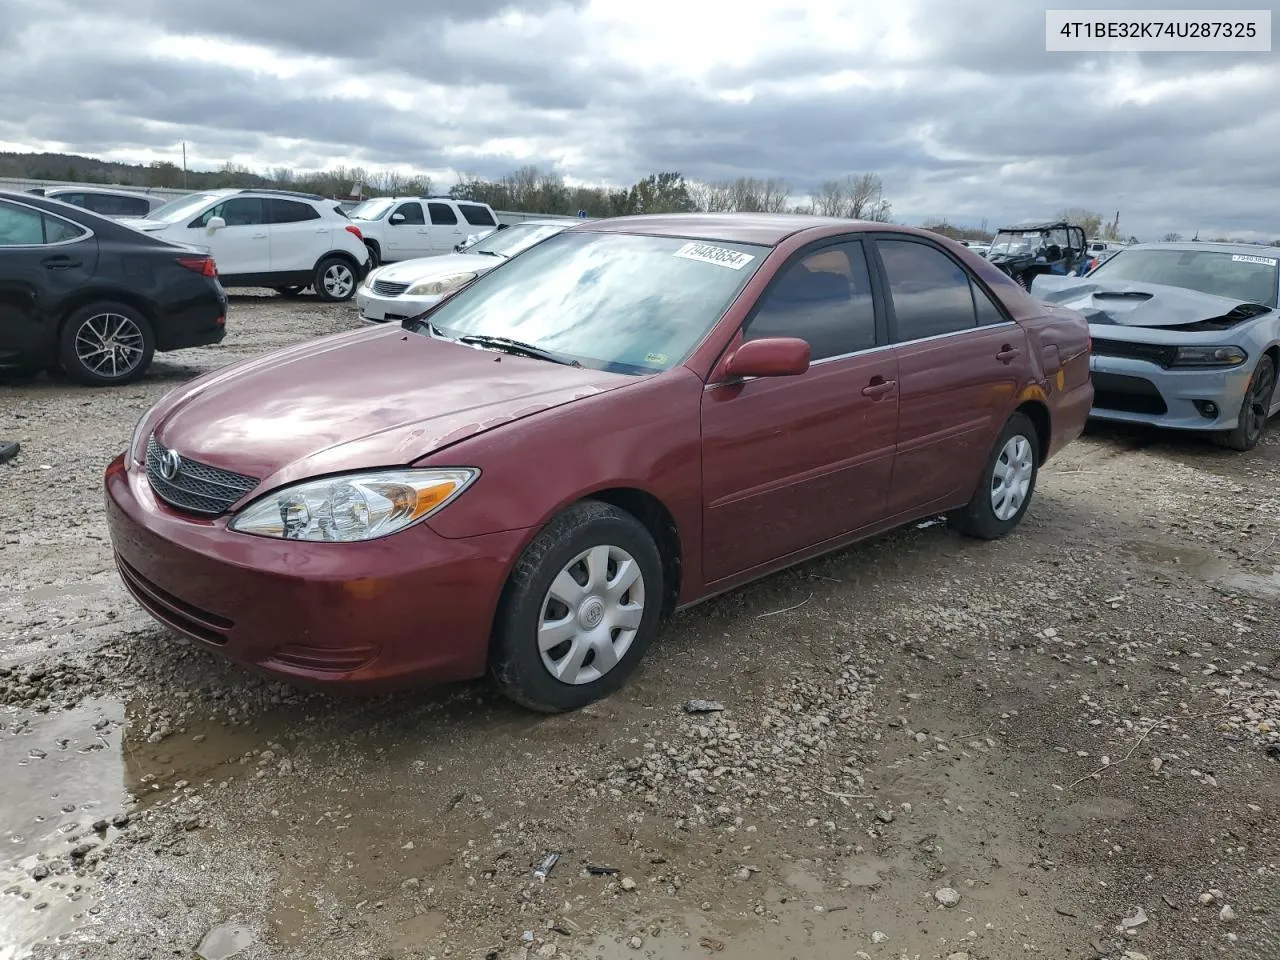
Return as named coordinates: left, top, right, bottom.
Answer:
left=182, top=142, right=188, bottom=189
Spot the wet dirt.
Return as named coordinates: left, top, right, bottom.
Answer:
left=2, top=293, right=1279, bottom=959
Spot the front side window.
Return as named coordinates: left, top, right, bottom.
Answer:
left=419, top=231, right=768, bottom=375
left=191, top=197, right=266, bottom=227
left=1088, top=248, right=1279, bottom=307
left=743, top=241, right=877, bottom=360
left=428, top=202, right=458, bottom=225
left=391, top=202, right=425, bottom=225
left=877, top=239, right=977, bottom=341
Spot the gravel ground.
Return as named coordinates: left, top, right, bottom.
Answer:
left=1, top=292, right=1278, bottom=960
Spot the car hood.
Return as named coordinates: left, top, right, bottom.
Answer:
left=1031, top=275, right=1274, bottom=329
left=148, top=325, right=635, bottom=491
left=371, top=254, right=500, bottom=285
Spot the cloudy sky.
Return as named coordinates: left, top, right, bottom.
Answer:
left=3, top=0, right=1278, bottom=240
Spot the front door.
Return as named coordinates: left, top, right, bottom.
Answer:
left=186, top=196, right=269, bottom=277
left=0, top=200, right=97, bottom=367
left=700, top=239, right=899, bottom=584
left=869, top=236, right=1030, bottom=514
left=384, top=201, right=430, bottom=261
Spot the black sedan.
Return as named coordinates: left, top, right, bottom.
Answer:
left=0, top=190, right=227, bottom=386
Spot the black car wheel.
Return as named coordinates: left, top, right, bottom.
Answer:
left=949, top=412, right=1040, bottom=539
left=314, top=257, right=357, bottom=302
left=58, top=302, right=155, bottom=386
left=489, top=500, right=664, bottom=713
left=1214, top=354, right=1276, bottom=452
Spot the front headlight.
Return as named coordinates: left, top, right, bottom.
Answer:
left=228, top=468, right=477, bottom=542
left=1171, top=345, right=1248, bottom=367
left=406, top=272, right=477, bottom=297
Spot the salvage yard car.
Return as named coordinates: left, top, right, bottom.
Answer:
left=1033, top=242, right=1280, bottom=451
left=104, top=213, right=1092, bottom=712
left=0, top=190, right=226, bottom=385
left=987, top=220, right=1087, bottom=289
left=356, top=219, right=572, bottom=324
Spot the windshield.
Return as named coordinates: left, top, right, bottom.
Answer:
left=470, top=223, right=566, bottom=258
left=145, top=193, right=220, bottom=223
left=989, top=232, right=1037, bottom=256
left=1089, top=248, right=1279, bottom=306
left=419, top=231, right=768, bottom=375
left=348, top=199, right=396, bottom=221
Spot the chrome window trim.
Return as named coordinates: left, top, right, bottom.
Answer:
left=0, top=197, right=95, bottom=248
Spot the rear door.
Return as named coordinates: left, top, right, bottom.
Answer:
left=186, top=197, right=269, bottom=277
left=426, top=202, right=466, bottom=253
left=266, top=198, right=326, bottom=273
left=700, top=238, right=899, bottom=583
left=868, top=235, right=1030, bottom=515
left=384, top=201, right=429, bottom=260
left=0, top=200, right=97, bottom=367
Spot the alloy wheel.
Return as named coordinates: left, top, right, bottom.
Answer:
left=1244, top=360, right=1276, bottom=444
left=323, top=263, right=355, bottom=299
left=990, top=434, right=1034, bottom=521
left=537, top=544, right=646, bottom=685
left=75, top=312, right=145, bottom=380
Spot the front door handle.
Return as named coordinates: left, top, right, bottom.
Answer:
left=861, top=377, right=897, bottom=399
left=252, top=232, right=268, bottom=239
left=41, top=256, right=80, bottom=270
left=996, top=345, right=1021, bottom=363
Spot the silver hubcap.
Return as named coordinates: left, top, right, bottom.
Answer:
left=75, top=313, right=144, bottom=378
left=323, top=264, right=354, bottom=298
left=990, top=434, right=1033, bottom=521
left=538, top=544, right=645, bottom=685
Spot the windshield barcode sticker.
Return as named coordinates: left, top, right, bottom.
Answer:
left=1232, top=254, right=1277, bottom=266
left=674, top=242, right=754, bottom=269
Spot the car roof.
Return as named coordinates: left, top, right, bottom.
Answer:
left=576, top=212, right=899, bottom=246
left=996, top=220, right=1075, bottom=232
left=46, top=185, right=157, bottom=198
left=1120, top=241, right=1280, bottom=256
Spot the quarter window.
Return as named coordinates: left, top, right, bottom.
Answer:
left=877, top=239, right=977, bottom=341
left=43, top=216, right=86, bottom=243
left=971, top=279, right=1009, bottom=326
left=744, top=241, right=877, bottom=360
left=268, top=198, right=321, bottom=223
left=190, top=197, right=266, bottom=227
left=391, top=202, right=425, bottom=225
left=459, top=203, right=497, bottom=226
left=428, top=202, right=458, bottom=225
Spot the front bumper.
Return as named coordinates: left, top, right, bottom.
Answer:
left=103, top=454, right=529, bottom=691
left=356, top=289, right=443, bottom=324
left=1088, top=352, right=1253, bottom=431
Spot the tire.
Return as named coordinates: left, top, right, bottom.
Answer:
left=950, top=412, right=1040, bottom=540
left=58, top=302, right=155, bottom=386
left=314, top=256, right=358, bottom=302
left=490, top=500, right=665, bottom=713
left=1213, top=354, right=1275, bottom=452
left=364, top=242, right=381, bottom=268
left=274, top=286, right=306, bottom=298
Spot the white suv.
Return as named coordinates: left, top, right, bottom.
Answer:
left=120, top=188, right=372, bottom=301
left=346, top=196, right=500, bottom=265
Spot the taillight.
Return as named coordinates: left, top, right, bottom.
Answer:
left=177, top=255, right=217, bottom=277
left=345, top=225, right=363, bottom=241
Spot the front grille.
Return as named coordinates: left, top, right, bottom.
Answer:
left=1092, top=372, right=1168, bottom=415
left=372, top=279, right=409, bottom=297
left=145, top=435, right=259, bottom=515
left=1090, top=338, right=1178, bottom=368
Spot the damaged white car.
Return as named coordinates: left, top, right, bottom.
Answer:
left=1033, top=242, right=1280, bottom=451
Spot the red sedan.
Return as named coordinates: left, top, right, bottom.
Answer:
left=105, top=214, right=1092, bottom=712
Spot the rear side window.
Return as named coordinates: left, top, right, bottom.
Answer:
left=971, top=280, right=1009, bottom=325
left=877, top=239, right=977, bottom=341
left=391, top=202, right=425, bottom=225
left=44, top=216, right=87, bottom=243
left=268, top=198, right=321, bottom=223
left=458, top=203, right=496, bottom=226
left=52, top=192, right=85, bottom=208
left=0, top=202, right=86, bottom=245
left=82, top=194, right=151, bottom=217
left=744, top=241, right=878, bottom=360
left=428, top=202, right=458, bottom=225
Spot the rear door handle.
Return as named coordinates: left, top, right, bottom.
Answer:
left=861, top=377, right=897, bottom=399
left=996, top=345, right=1021, bottom=363
left=41, top=256, right=80, bottom=270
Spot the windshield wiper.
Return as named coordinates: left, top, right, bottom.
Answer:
left=456, top=334, right=580, bottom=366
left=473, top=249, right=506, bottom=258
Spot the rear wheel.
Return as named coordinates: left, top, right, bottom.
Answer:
left=490, top=501, right=664, bottom=713
left=950, top=412, right=1039, bottom=539
left=58, top=302, right=154, bottom=386
left=1214, top=354, right=1275, bottom=452
left=314, top=257, right=357, bottom=302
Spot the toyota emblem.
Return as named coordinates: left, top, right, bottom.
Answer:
left=159, top=449, right=182, bottom=480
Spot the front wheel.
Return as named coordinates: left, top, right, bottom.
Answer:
left=1213, top=354, right=1275, bottom=452
left=950, top=412, right=1040, bottom=539
left=58, top=302, right=155, bottom=386
left=490, top=501, right=664, bottom=713
left=314, top=257, right=357, bottom=302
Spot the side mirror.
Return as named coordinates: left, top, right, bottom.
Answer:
left=722, top=337, right=811, bottom=380
left=389, top=213, right=405, bottom=225
left=205, top=216, right=225, bottom=233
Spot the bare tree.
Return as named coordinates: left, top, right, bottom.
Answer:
left=1162, top=231, right=1183, bottom=242
left=1056, top=208, right=1104, bottom=239
left=688, top=180, right=735, bottom=212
